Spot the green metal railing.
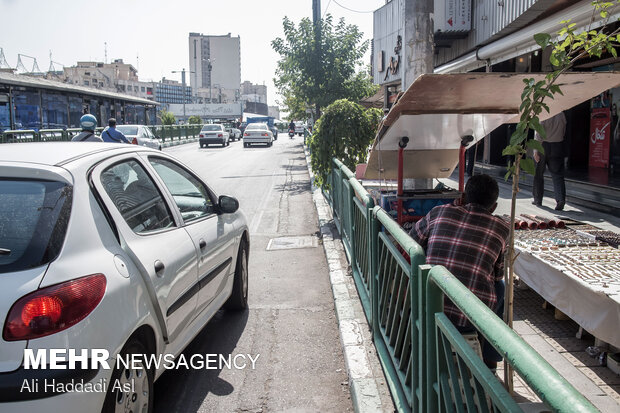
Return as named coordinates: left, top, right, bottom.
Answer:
left=0, top=125, right=202, bottom=146
left=326, top=157, right=597, bottom=413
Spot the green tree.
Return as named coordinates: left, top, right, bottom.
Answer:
left=159, top=109, right=176, bottom=126
left=308, top=99, right=382, bottom=188
left=188, top=115, right=202, bottom=124
left=502, top=0, right=620, bottom=389
left=272, top=14, right=378, bottom=120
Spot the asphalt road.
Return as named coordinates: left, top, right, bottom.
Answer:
left=153, top=137, right=352, bottom=412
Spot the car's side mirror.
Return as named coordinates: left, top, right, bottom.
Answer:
left=218, top=195, right=239, bottom=214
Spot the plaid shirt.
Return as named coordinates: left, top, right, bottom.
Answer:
left=410, top=203, right=510, bottom=328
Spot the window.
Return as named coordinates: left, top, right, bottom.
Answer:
left=101, top=160, right=174, bottom=234
left=141, top=87, right=145, bottom=92
left=149, top=158, right=215, bottom=222
left=84, top=80, right=90, bottom=86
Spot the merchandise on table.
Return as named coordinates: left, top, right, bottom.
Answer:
left=514, top=228, right=601, bottom=249
left=576, top=230, right=620, bottom=249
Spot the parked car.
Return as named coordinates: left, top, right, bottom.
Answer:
left=199, top=124, right=230, bottom=147
left=243, top=123, right=274, bottom=148
left=115, top=125, right=162, bottom=150
left=0, top=142, right=249, bottom=413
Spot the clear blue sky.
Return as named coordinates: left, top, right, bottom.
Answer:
left=0, top=0, right=384, bottom=106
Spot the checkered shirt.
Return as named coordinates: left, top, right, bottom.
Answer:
left=409, top=203, right=510, bottom=328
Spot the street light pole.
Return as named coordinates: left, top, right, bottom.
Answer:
left=207, top=59, right=213, bottom=103
left=172, top=68, right=194, bottom=122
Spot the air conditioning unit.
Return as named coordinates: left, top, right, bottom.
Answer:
left=435, top=0, right=471, bottom=35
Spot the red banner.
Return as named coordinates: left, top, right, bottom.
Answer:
left=589, top=107, right=611, bottom=168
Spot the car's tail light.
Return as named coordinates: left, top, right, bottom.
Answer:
left=261, top=133, right=268, bottom=136
left=3, top=274, right=106, bottom=341
left=244, top=132, right=249, bottom=136
left=218, top=133, right=223, bottom=137
left=131, top=137, right=138, bottom=145
left=200, top=134, right=204, bottom=138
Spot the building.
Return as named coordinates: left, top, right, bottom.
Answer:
left=154, top=77, right=192, bottom=105
left=240, top=80, right=268, bottom=115
left=63, top=59, right=154, bottom=101
left=268, top=105, right=281, bottom=120
left=188, top=33, right=241, bottom=103
left=0, top=71, right=158, bottom=131
left=371, top=0, right=620, bottom=213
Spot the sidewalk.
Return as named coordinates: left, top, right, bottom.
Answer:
left=440, top=171, right=620, bottom=412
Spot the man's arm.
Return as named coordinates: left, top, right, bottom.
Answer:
left=494, top=248, right=505, bottom=282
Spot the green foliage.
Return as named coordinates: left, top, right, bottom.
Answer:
left=308, top=99, right=382, bottom=188
left=504, top=0, right=620, bottom=181
left=159, top=110, right=176, bottom=126
left=188, top=115, right=202, bottom=125
left=272, top=14, right=378, bottom=120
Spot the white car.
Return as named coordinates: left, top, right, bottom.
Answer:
left=199, top=124, right=230, bottom=148
left=114, top=125, right=162, bottom=150
left=0, top=143, right=249, bottom=413
left=243, top=123, right=274, bottom=148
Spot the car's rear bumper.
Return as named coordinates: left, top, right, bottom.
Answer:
left=243, top=138, right=271, bottom=144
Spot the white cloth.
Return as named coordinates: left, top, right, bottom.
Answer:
left=71, top=131, right=103, bottom=142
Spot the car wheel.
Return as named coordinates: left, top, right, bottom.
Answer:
left=158, top=145, right=162, bottom=151
left=224, top=242, right=248, bottom=310
left=102, top=339, right=153, bottom=413
left=226, top=139, right=230, bottom=146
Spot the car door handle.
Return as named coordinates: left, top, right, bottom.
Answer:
left=199, top=239, right=207, bottom=249
left=154, top=260, right=165, bottom=277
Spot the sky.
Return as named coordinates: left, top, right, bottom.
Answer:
left=0, top=0, right=385, bottom=107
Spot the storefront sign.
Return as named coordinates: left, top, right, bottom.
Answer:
left=589, top=107, right=611, bottom=168
left=435, top=0, right=471, bottom=33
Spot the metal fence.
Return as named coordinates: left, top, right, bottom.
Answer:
left=327, top=157, right=596, bottom=413
left=0, top=125, right=202, bottom=146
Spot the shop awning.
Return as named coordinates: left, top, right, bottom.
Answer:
left=364, top=72, right=620, bottom=180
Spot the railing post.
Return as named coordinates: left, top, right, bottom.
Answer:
left=423, top=265, right=441, bottom=413
left=370, top=206, right=380, bottom=335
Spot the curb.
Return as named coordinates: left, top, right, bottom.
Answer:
left=303, top=147, right=392, bottom=412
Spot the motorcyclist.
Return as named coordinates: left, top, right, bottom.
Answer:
left=71, top=114, right=103, bottom=142
left=288, top=120, right=295, bottom=132
left=102, top=118, right=131, bottom=143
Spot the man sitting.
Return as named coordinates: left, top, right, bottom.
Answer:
left=409, top=174, right=510, bottom=368
left=102, top=118, right=130, bottom=143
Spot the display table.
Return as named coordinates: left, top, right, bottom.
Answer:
left=513, top=233, right=620, bottom=348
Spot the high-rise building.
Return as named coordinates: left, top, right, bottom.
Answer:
left=188, top=33, right=241, bottom=102
left=154, top=77, right=192, bottom=104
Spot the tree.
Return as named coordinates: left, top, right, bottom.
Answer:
left=308, top=99, right=382, bottom=188
left=272, top=14, right=378, bottom=120
left=159, top=109, right=176, bottom=126
left=502, top=0, right=620, bottom=390
left=188, top=115, right=202, bottom=124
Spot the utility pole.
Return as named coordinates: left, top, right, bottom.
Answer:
left=403, top=0, right=434, bottom=189
left=312, top=0, right=322, bottom=119
left=172, top=68, right=194, bottom=122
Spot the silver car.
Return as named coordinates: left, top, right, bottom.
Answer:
left=199, top=124, right=230, bottom=148
left=243, top=123, right=274, bottom=148
left=115, top=125, right=162, bottom=150
left=0, top=143, right=249, bottom=413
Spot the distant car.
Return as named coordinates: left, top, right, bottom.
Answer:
left=243, top=123, right=274, bottom=148
left=199, top=124, right=230, bottom=148
left=269, top=125, right=278, bottom=140
left=294, top=122, right=305, bottom=136
left=225, top=126, right=241, bottom=141
left=114, top=125, right=162, bottom=150
left=0, top=142, right=249, bottom=413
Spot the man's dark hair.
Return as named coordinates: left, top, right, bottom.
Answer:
left=108, top=118, right=117, bottom=127
left=465, top=174, right=499, bottom=210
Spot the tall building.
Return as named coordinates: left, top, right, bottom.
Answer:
left=154, top=77, right=192, bottom=104
left=188, top=33, right=241, bottom=102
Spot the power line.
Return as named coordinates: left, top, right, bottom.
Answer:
left=322, top=0, right=332, bottom=18
left=332, top=0, right=376, bottom=14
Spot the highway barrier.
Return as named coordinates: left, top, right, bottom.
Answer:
left=327, top=157, right=596, bottom=413
left=0, top=125, right=202, bottom=146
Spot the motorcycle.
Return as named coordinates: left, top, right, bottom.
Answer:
left=288, top=128, right=295, bottom=138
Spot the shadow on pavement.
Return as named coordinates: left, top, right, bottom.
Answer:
left=154, top=309, right=249, bottom=413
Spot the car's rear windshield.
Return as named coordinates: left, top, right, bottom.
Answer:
left=246, top=123, right=268, bottom=130
left=201, top=125, right=221, bottom=131
left=0, top=179, right=72, bottom=273
left=116, top=126, right=139, bottom=135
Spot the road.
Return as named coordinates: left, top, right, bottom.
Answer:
left=153, top=137, right=352, bottom=412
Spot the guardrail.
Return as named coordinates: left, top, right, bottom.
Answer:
left=0, top=125, right=202, bottom=146
left=327, top=157, right=597, bottom=413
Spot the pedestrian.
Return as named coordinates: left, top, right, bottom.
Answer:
left=102, top=118, right=131, bottom=144
left=532, top=111, right=567, bottom=210
left=71, top=114, right=103, bottom=142
left=409, top=174, right=509, bottom=369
